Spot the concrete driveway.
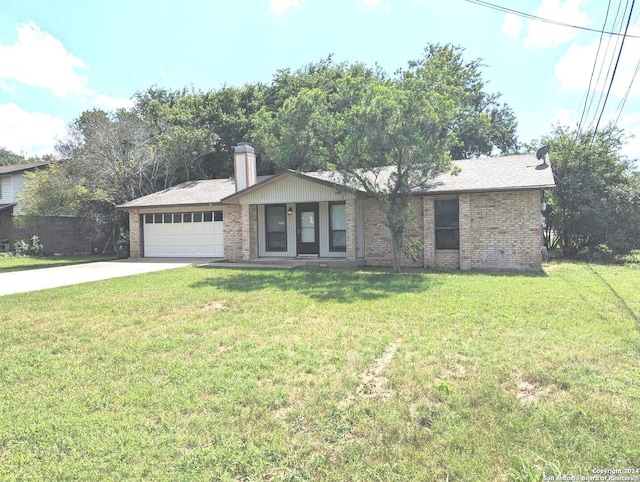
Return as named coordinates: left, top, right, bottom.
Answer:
left=0, top=258, right=214, bottom=296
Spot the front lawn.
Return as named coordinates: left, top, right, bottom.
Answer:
left=0, top=262, right=638, bottom=480
left=0, top=253, right=117, bottom=273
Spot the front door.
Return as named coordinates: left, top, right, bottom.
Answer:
left=296, top=203, right=319, bottom=255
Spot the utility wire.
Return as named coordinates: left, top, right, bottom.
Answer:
left=585, top=0, right=627, bottom=131
left=463, top=0, right=640, bottom=39
left=591, top=0, right=636, bottom=144
left=576, top=0, right=614, bottom=138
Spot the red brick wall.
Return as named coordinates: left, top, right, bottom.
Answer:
left=1, top=212, right=107, bottom=255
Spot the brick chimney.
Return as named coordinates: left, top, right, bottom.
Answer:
left=234, top=142, right=257, bottom=192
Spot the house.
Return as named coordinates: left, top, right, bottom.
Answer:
left=0, top=162, right=101, bottom=254
left=118, top=143, right=555, bottom=270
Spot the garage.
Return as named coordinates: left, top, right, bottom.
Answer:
left=143, top=210, right=223, bottom=257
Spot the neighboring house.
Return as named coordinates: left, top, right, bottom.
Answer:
left=118, top=143, right=556, bottom=271
left=0, top=162, right=101, bottom=254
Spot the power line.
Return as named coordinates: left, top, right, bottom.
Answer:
left=591, top=0, right=636, bottom=144
left=576, top=0, right=614, bottom=138
left=585, top=0, right=627, bottom=132
left=463, top=0, right=640, bottom=39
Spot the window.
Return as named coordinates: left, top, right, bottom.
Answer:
left=183, top=213, right=192, bottom=223
left=214, top=210, right=223, bottom=222
left=173, top=214, right=182, bottom=223
left=329, top=202, right=347, bottom=251
left=204, top=212, right=213, bottom=222
left=265, top=205, right=287, bottom=251
left=435, top=199, right=459, bottom=250
left=154, top=214, right=163, bottom=224
left=145, top=214, right=154, bottom=224
left=193, top=212, right=202, bottom=222
left=163, top=214, right=172, bottom=223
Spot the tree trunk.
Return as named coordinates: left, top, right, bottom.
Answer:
left=390, top=229, right=401, bottom=273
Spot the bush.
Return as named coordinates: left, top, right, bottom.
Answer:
left=14, top=235, right=44, bottom=257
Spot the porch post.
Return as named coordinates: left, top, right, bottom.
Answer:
left=346, top=199, right=357, bottom=262
left=128, top=209, right=142, bottom=258
left=241, top=204, right=253, bottom=261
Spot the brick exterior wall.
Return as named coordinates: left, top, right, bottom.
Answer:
left=363, top=197, right=424, bottom=268
left=241, top=205, right=258, bottom=261
left=346, top=199, right=358, bottom=262
left=0, top=210, right=107, bottom=255
left=128, top=209, right=141, bottom=257
left=467, top=190, right=541, bottom=270
left=223, top=204, right=243, bottom=261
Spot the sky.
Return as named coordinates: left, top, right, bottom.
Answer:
left=1, top=0, right=639, bottom=163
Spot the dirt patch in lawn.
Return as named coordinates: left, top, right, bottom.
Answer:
left=338, top=340, right=400, bottom=409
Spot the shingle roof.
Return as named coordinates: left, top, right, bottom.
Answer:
left=118, top=154, right=555, bottom=209
left=117, top=176, right=273, bottom=208
left=305, top=154, right=555, bottom=194
left=0, top=162, right=49, bottom=175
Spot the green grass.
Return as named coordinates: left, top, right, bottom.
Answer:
left=0, top=261, right=638, bottom=480
left=0, top=253, right=117, bottom=273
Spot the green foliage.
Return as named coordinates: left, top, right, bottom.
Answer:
left=0, top=147, right=27, bottom=165
left=13, top=235, right=44, bottom=257
left=19, top=46, right=519, bottom=251
left=537, top=126, right=640, bottom=257
left=402, top=44, right=519, bottom=158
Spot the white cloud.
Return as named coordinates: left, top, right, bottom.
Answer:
left=93, top=94, right=134, bottom=111
left=501, top=13, right=523, bottom=38
left=525, top=0, right=590, bottom=48
left=0, top=103, right=66, bottom=156
left=618, top=112, right=640, bottom=162
left=550, top=108, right=580, bottom=127
left=555, top=29, right=640, bottom=98
left=353, top=0, right=392, bottom=10
left=0, top=80, right=16, bottom=95
left=268, top=0, right=306, bottom=13
left=0, top=23, right=91, bottom=97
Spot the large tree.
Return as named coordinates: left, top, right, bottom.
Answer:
left=538, top=125, right=640, bottom=257
left=402, top=44, right=519, bottom=159
left=258, top=76, right=457, bottom=272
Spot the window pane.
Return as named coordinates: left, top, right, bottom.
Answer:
left=267, top=232, right=287, bottom=250
left=173, top=214, right=182, bottom=223
left=164, top=214, right=172, bottom=223
left=145, top=214, right=153, bottom=223
left=193, top=212, right=202, bottom=222
left=332, top=230, right=346, bottom=249
left=435, top=199, right=459, bottom=228
left=330, top=204, right=346, bottom=230
left=183, top=213, right=192, bottom=223
left=154, top=214, right=163, bottom=224
left=436, top=229, right=459, bottom=250
left=266, top=205, right=286, bottom=251
left=214, top=211, right=223, bottom=222
left=204, top=212, right=213, bottom=222
left=266, top=206, right=286, bottom=232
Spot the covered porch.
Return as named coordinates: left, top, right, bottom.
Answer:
left=221, top=171, right=365, bottom=264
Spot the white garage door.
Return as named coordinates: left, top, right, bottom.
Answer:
left=143, top=211, right=224, bottom=257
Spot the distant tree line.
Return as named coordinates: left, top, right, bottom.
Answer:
left=14, top=43, right=639, bottom=260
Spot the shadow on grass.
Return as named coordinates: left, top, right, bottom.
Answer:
left=588, top=264, right=638, bottom=323
left=191, top=267, right=438, bottom=303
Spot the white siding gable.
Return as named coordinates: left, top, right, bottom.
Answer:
left=235, top=173, right=355, bottom=205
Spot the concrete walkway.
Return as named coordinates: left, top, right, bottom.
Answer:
left=0, top=258, right=213, bottom=296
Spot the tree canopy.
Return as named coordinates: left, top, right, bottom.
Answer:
left=537, top=125, right=640, bottom=257
left=19, top=44, right=520, bottom=253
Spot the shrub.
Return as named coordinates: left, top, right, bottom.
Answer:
left=14, top=235, right=44, bottom=257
